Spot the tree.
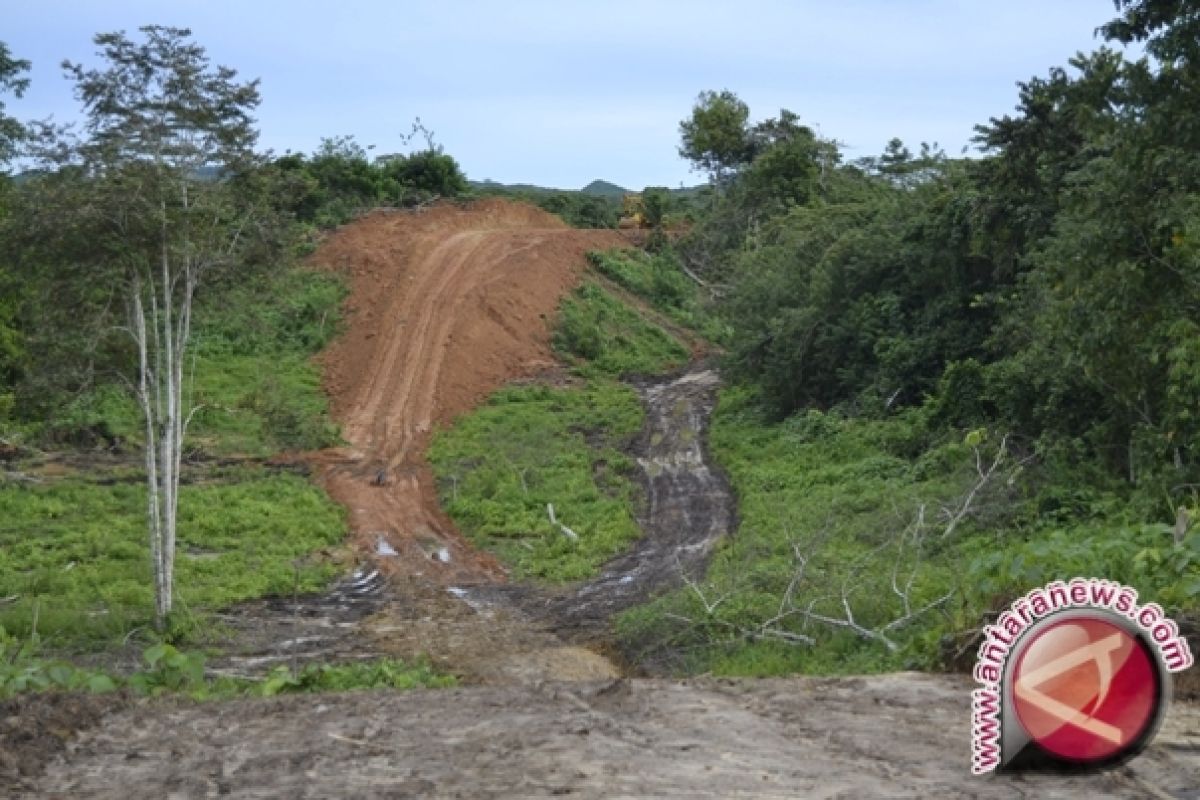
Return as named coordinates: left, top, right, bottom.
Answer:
left=0, top=44, right=30, bottom=417
left=48, top=26, right=264, bottom=629
left=0, top=42, right=30, bottom=168
left=678, top=90, right=754, bottom=185
left=641, top=186, right=670, bottom=228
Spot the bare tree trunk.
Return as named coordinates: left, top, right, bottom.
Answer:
left=131, top=194, right=201, bottom=631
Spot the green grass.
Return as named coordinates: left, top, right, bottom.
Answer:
left=428, top=282, right=699, bottom=583
left=617, top=386, right=1200, bottom=677
left=553, top=282, right=690, bottom=378
left=429, top=381, right=644, bottom=582
left=1, top=633, right=455, bottom=700
left=587, top=249, right=731, bottom=345
left=0, top=469, right=345, bottom=649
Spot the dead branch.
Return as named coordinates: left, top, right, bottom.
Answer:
left=547, top=503, right=578, bottom=541
left=939, top=434, right=1009, bottom=539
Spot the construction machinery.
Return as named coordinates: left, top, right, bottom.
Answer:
left=617, top=192, right=649, bottom=229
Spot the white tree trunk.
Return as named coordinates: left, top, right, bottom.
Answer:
left=131, top=198, right=199, bottom=631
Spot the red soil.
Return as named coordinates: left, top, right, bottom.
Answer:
left=308, top=199, right=627, bottom=582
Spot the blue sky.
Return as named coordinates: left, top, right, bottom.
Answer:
left=6, top=1, right=1127, bottom=190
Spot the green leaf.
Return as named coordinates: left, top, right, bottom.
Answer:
left=87, top=673, right=118, bottom=693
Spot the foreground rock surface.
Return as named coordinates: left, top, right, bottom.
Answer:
left=33, top=674, right=1200, bottom=799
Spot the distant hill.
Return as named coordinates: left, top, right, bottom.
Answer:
left=469, top=178, right=706, bottom=200
left=579, top=179, right=627, bottom=198
left=470, top=179, right=560, bottom=197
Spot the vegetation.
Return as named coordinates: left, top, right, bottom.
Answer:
left=275, top=132, right=468, bottom=230
left=430, top=281, right=695, bottom=581
left=1, top=632, right=453, bottom=700
left=553, top=282, right=690, bottom=378
left=429, top=381, right=644, bottom=581
left=0, top=29, right=356, bottom=657
left=620, top=391, right=1199, bottom=676
left=0, top=469, right=345, bottom=647
left=587, top=249, right=730, bottom=345
left=2, top=0, right=1198, bottom=692
left=613, top=0, right=1200, bottom=674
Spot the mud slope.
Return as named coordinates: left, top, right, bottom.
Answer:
left=311, top=199, right=626, bottom=582
left=544, top=368, right=732, bottom=638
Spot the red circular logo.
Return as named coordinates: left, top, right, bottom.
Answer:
left=1011, top=616, right=1159, bottom=764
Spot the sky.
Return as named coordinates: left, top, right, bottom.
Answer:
left=5, top=1, right=1130, bottom=190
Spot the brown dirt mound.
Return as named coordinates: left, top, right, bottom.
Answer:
left=308, top=199, right=627, bottom=583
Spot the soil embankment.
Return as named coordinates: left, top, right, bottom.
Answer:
left=312, top=199, right=626, bottom=583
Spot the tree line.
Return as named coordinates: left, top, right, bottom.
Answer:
left=673, top=0, right=1199, bottom=507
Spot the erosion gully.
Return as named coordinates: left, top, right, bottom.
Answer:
left=209, top=367, right=732, bottom=684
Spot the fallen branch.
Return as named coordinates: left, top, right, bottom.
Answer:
left=547, top=503, right=578, bottom=541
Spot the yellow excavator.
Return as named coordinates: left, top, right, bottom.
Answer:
left=618, top=193, right=649, bottom=229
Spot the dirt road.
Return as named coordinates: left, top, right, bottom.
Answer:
left=314, top=199, right=626, bottom=584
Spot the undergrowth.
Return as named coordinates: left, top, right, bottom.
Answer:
left=0, top=265, right=350, bottom=653
left=9, top=267, right=345, bottom=455
left=430, top=279, right=695, bottom=582
left=1, top=631, right=453, bottom=700
left=553, top=281, right=689, bottom=378
left=587, top=249, right=730, bottom=345
left=0, top=469, right=345, bottom=648
left=429, top=381, right=644, bottom=581
left=617, top=386, right=1200, bottom=677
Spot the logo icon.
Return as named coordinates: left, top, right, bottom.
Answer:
left=1010, top=615, right=1160, bottom=765
left=971, top=578, right=1193, bottom=774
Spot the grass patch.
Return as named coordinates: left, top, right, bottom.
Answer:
left=617, top=386, right=1200, bottom=677
left=1, top=634, right=454, bottom=700
left=553, top=282, right=689, bottom=378
left=429, top=381, right=644, bottom=582
left=587, top=249, right=731, bottom=345
left=0, top=469, right=345, bottom=649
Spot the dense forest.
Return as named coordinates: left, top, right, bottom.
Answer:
left=608, top=0, right=1200, bottom=672
left=1, top=0, right=1197, bottom=689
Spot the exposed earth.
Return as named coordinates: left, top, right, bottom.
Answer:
left=9, top=199, right=1200, bottom=798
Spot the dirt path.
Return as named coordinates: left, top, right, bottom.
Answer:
left=31, top=675, right=1200, bottom=798
left=312, top=199, right=626, bottom=584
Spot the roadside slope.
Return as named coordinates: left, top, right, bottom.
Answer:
left=310, top=199, right=626, bottom=582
